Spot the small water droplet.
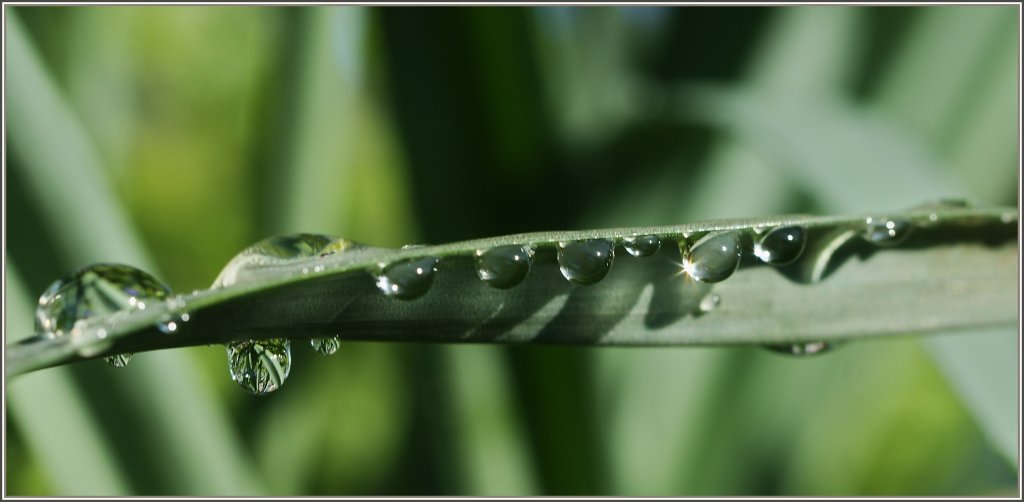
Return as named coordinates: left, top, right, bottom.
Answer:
left=622, top=235, right=661, bottom=257
left=698, top=294, right=720, bottom=314
left=310, top=335, right=341, bottom=356
left=475, top=245, right=534, bottom=289
left=227, top=338, right=292, bottom=395
left=104, top=353, right=132, bottom=368
left=557, top=239, right=615, bottom=285
left=35, top=263, right=172, bottom=368
left=863, top=217, right=912, bottom=247
left=754, top=226, right=806, bottom=266
left=1001, top=211, right=1016, bottom=224
left=157, top=317, right=179, bottom=334
left=375, top=256, right=440, bottom=299
left=683, top=231, right=742, bottom=283
left=765, top=341, right=835, bottom=356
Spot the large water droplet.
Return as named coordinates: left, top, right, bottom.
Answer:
left=623, top=235, right=661, bottom=257
left=683, top=231, right=742, bottom=283
left=213, top=233, right=352, bottom=287
left=475, top=245, right=533, bottom=289
left=310, top=335, right=341, bottom=356
left=227, top=338, right=292, bottom=395
left=754, top=226, right=806, bottom=266
left=765, top=341, right=835, bottom=356
left=862, top=217, right=912, bottom=247
left=35, top=263, right=171, bottom=368
left=375, top=256, right=440, bottom=299
left=557, top=239, right=615, bottom=285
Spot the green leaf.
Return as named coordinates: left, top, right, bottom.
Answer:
left=7, top=205, right=1015, bottom=377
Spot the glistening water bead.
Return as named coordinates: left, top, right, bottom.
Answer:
left=754, top=226, right=806, bottom=266
left=35, top=263, right=172, bottom=368
left=557, top=239, right=615, bottom=285
left=213, top=233, right=354, bottom=287
left=310, top=335, right=341, bottom=356
left=863, top=217, right=912, bottom=247
left=475, top=245, right=534, bottom=289
left=765, top=341, right=835, bottom=356
left=375, top=256, right=440, bottom=300
left=623, top=235, right=661, bottom=257
left=227, top=338, right=292, bottom=395
left=683, top=231, right=742, bottom=283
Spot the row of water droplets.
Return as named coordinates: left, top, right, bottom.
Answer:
left=33, top=215, right=921, bottom=394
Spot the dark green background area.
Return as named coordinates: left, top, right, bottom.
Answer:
left=4, top=6, right=1018, bottom=496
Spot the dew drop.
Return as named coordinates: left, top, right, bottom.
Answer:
left=375, top=256, right=440, bottom=299
left=35, top=263, right=171, bottom=368
left=698, top=294, right=721, bottom=314
left=104, top=353, right=133, bottom=368
left=765, top=341, right=836, bottom=356
left=227, top=338, right=292, bottom=395
left=475, top=245, right=534, bottom=289
left=862, top=217, right=912, bottom=247
left=310, top=335, right=341, bottom=356
left=622, top=235, right=661, bottom=257
left=754, top=226, right=806, bottom=266
left=557, top=239, right=615, bottom=285
left=683, top=231, right=742, bottom=283
left=213, top=233, right=352, bottom=287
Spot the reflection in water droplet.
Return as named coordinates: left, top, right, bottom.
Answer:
left=765, top=341, right=836, bottom=356
left=376, top=256, right=440, bottom=299
left=557, top=239, right=615, bottom=285
left=311, top=335, right=341, bottom=356
left=475, top=245, right=533, bottom=289
left=35, top=263, right=171, bottom=368
left=683, top=231, right=742, bottom=283
left=863, top=217, right=912, bottom=247
left=754, top=226, right=806, bottom=266
left=698, top=294, right=720, bottom=314
left=623, top=235, right=661, bottom=257
left=227, top=338, right=292, bottom=395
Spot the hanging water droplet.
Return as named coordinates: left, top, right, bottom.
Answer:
left=765, top=341, right=836, bottom=356
left=375, top=256, right=440, bottom=299
left=683, top=231, right=742, bottom=283
left=475, top=245, right=534, bottom=289
left=227, top=338, right=292, bottom=395
left=622, top=235, right=661, bottom=257
left=862, top=217, right=912, bottom=247
left=310, top=335, right=341, bottom=356
left=104, top=353, right=132, bottom=368
left=557, top=239, right=615, bottom=285
left=754, top=226, right=806, bottom=266
left=698, top=294, right=721, bottom=314
left=35, top=263, right=172, bottom=368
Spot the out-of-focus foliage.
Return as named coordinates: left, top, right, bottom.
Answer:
left=4, top=6, right=1018, bottom=496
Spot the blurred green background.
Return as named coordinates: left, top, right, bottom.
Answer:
left=4, top=5, right=1019, bottom=496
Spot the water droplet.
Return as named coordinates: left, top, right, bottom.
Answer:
left=35, top=263, right=171, bottom=368
left=622, top=235, right=661, bottom=257
left=754, top=226, right=806, bottom=266
left=104, top=353, right=132, bottom=368
left=698, top=294, right=720, bottom=314
left=375, top=256, right=440, bottom=299
left=310, top=335, right=341, bottom=356
left=557, top=239, right=615, bottom=285
left=475, top=245, right=534, bottom=289
left=213, top=233, right=349, bottom=287
left=765, top=341, right=835, bottom=356
left=227, top=338, right=292, bottom=395
left=683, top=231, right=742, bottom=283
left=863, top=217, right=912, bottom=247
